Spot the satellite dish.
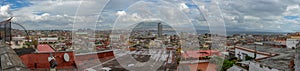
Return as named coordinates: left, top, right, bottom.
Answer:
left=63, top=53, right=70, bottom=62
left=48, top=56, right=55, bottom=62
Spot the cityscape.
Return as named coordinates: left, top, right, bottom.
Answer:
left=1, top=0, right=300, bottom=71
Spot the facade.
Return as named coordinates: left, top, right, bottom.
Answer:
left=158, top=22, right=162, bottom=37
left=286, top=38, right=300, bottom=48
left=234, top=45, right=295, bottom=71
left=38, top=37, right=59, bottom=43
left=234, top=46, right=270, bottom=60
left=19, top=50, right=115, bottom=70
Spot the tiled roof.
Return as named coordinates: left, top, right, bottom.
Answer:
left=37, top=44, right=55, bottom=52
left=182, top=50, right=220, bottom=58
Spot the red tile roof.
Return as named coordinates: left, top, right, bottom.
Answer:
left=188, top=62, right=217, bottom=71
left=20, top=52, right=76, bottom=70
left=19, top=50, right=115, bottom=70
left=182, top=50, right=220, bottom=58
left=37, top=44, right=55, bottom=52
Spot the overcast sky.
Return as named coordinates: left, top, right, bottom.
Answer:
left=0, top=0, right=300, bottom=32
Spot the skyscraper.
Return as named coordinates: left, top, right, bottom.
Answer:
left=158, top=22, right=162, bottom=38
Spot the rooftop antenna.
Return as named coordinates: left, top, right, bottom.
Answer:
left=252, top=42, right=258, bottom=60
left=254, top=45, right=257, bottom=59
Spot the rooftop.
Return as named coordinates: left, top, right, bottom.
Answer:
left=261, top=41, right=285, bottom=46
left=37, top=44, right=55, bottom=52
left=0, top=42, right=29, bottom=71
left=237, top=44, right=295, bottom=70
left=182, top=50, right=220, bottom=58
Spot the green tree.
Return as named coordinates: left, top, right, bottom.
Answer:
left=221, top=60, right=235, bottom=71
left=209, top=56, right=236, bottom=71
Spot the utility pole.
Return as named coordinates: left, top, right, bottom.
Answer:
left=9, top=18, right=12, bottom=46
left=254, top=45, right=257, bottom=59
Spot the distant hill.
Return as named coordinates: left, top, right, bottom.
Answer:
left=130, top=21, right=175, bottom=31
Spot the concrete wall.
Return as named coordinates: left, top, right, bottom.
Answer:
left=249, top=62, right=279, bottom=71
left=235, top=48, right=268, bottom=60
left=286, top=39, right=300, bottom=48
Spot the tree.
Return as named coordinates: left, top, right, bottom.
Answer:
left=209, top=56, right=236, bottom=71
left=221, top=60, right=235, bottom=71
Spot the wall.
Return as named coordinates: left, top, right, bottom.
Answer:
left=20, top=50, right=114, bottom=70
left=20, top=51, right=76, bottom=70
left=286, top=39, right=300, bottom=48
left=234, top=48, right=268, bottom=60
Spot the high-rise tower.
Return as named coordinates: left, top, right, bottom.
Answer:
left=158, top=22, right=162, bottom=38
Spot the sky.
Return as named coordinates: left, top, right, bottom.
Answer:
left=0, top=0, right=300, bottom=32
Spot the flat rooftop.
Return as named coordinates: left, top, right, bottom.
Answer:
left=237, top=44, right=295, bottom=70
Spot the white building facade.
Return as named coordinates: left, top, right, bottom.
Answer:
left=286, top=38, right=300, bottom=48
left=235, top=47, right=268, bottom=60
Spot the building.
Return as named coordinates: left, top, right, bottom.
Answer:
left=10, top=36, right=27, bottom=49
left=38, top=37, right=59, bottom=44
left=261, top=41, right=286, bottom=48
left=0, top=42, right=29, bottom=71
left=37, top=44, right=55, bottom=52
left=286, top=33, right=300, bottom=48
left=18, top=49, right=122, bottom=71
left=180, top=50, right=221, bottom=71
left=158, top=22, right=162, bottom=37
left=233, top=44, right=295, bottom=71
left=286, top=38, right=300, bottom=48
left=234, top=46, right=273, bottom=60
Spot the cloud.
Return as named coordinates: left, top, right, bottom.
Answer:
left=179, top=3, right=189, bottom=12
left=116, top=10, right=126, bottom=16
left=2, top=0, right=300, bottom=32
left=216, top=0, right=300, bottom=32
left=0, top=0, right=111, bottom=30
left=1, top=0, right=202, bottom=31
left=0, top=5, right=11, bottom=19
left=286, top=4, right=299, bottom=11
